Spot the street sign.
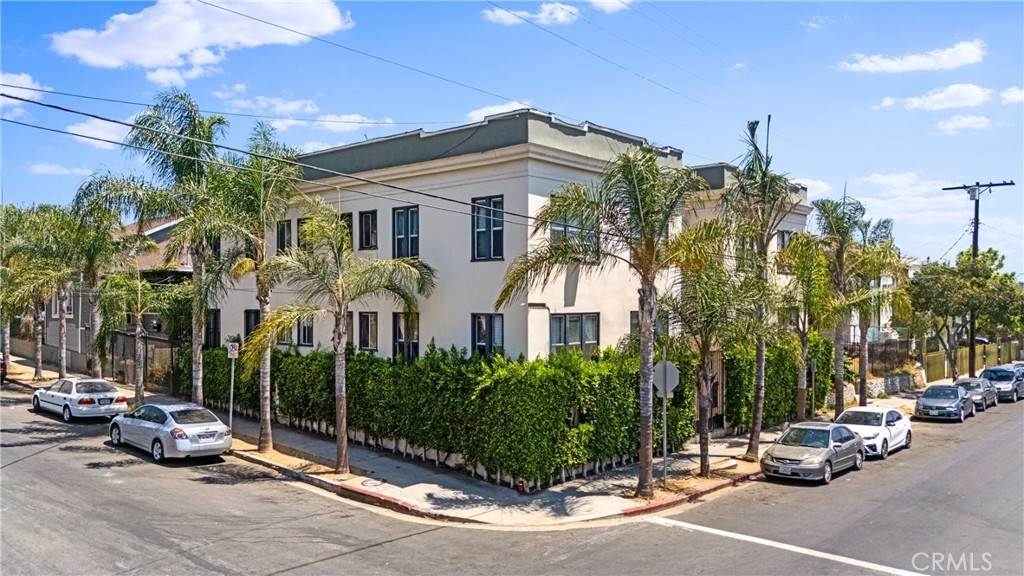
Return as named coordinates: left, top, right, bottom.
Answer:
left=654, top=360, right=679, bottom=397
left=227, top=343, right=239, bottom=359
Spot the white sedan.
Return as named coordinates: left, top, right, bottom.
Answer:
left=32, top=378, right=128, bottom=422
left=834, top=406, right=912, bottom=459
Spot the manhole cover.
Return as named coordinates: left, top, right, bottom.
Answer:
left=361, top=479, right=385, bottom=487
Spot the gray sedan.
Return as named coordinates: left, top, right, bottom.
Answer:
left=760, top=422, right=865, bottom=484
left=980, top=368, right=1024, bottom=403
left=915, top=385, right=976, bottom=422
left=955, top=377, right=998, bottom=411
left=110, top=403, right=232, bottom=462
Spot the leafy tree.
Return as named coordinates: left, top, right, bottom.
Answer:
left=0, top=204, right=28, bottom=371
left=226, top=122, right=303, bottom=453
left=242, top=196, right=437, bottom=474
left=495, top=145, right=708, bottom=498
left=719, top=120, right=803, bottom=460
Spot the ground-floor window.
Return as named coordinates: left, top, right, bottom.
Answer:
left=393, top=312, right=419, bottom=360
left=550, top=313, right=598, bottom=358
left=359, top=312, right=378, bottom=351
left=472, top=313, right=503, bottom=356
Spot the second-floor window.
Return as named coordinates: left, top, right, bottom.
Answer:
left=298, top=318, right=314, bottom=347
left=393, top=206, right=419, bottom=258
left=276, top=220, right=292, bottom=254
left=360, top=211, right=378, bottom=250
left=341, top=212, right=353, bottom=249
left=776, top=230, right=793, bottom=253
left=204, top=309, right=221, bottom=349
left=296, top=218, right=311, bottom=250
left=472, top=196, right=503, bottom=260
left=359, top=312, right=378, bottom=350
left=550, top=313, right=599, bottom=358
left=244, top=309, right=260, bottom=340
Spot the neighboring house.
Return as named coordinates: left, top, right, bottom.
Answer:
left=218, top=109, right=811, bottom=370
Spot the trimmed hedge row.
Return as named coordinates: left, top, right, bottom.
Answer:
left=724, top=331, right=835, bottom=429
left=179, top=342, right=699, bottom=483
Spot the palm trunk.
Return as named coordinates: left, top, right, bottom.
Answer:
left=134, top=314, right=145, bottom=405
left=2, top=315, right=10, bottom=369
left=191, top=244, right=205, bottom=405
left=257, top=291, right=273, bottom=453
left=57, top=284, right=68, bottom=379
left=744, top=313, right=766, bottom=460
left=334, top=309, right=349, bottom=474
left=33, top=299, right=44, bottom=381
left=635, top=282, right=656, bottom=498
left=858, top=316, right=869, bottom=406
left=795, top=331, right=809, bottom=422
left=88, top=278, right=102, bottom=378
left=697, top=357, right=713, bottom=477
left=834, top=325, right=846, bottom=420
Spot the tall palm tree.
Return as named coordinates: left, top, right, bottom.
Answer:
left=226, top=122, right=302, bottom=453
left=495, top=145, right=708, bottom=498
left=660, top=219, right=757, bottom=476
left=0, top=204, right=28, bottom=371
left=719, top=119, right=802, bottom=461
left=123, top=90, right=229, bottom=405
left=242, top=196, right=437, bottom=474
left=812, top=194, right=868, bottom=419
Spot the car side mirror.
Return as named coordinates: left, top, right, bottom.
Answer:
left=832, top=443, right=842, bottom=450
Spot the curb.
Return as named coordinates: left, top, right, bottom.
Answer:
left=621, top=472, right=764, bottom=517
left=229, top=449, right=482, bottom=524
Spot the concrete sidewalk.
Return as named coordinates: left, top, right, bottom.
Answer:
left=5, top=353, right=952, bottom=527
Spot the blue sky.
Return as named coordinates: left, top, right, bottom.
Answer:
left=2, top=1, right=1022, bottom=277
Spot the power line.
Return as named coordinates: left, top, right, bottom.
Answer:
left=935, top=222, right=972, bottom=264
left=980, top=220, right=1024, bottom=240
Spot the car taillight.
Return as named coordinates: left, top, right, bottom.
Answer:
left=171, top=428, right=188, bottom=440
left=78, top=397, right=96, bottom=405
left=114, top=396, right=127, bottom=403
left=224, top=427, right=231, bottom=436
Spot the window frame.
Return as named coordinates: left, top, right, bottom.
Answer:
left=471, top=196, right=504, bottom=261
left=359, top=210, right=378, bottom=250
left=203, top=309, right=221, bottom=350
left=341, top=212, right=353, bottom=250
left=296, top=217, right=311, bottom=250
left=297, top=318, right=314, bottom=347
left=359, top=311, right=378, bottom=351
left=276, top=220, right=292, bottom=254
left=550, top=313, right=599, bottom=358
left=471, top=313, right=503, bottom=356
left=243, top=309, right=260, bottom=341
left=392, top=312, right=419, bottom=360
left=392, top=206, right=420, bottom=258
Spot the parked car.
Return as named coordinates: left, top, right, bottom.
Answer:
left=835, top=406, right=912, bottom=459
left=32, top=378, right=128, bottom=422
left=954, top=377, right=998, bottom=411
left=981, top=367, right=1024, bottom=403
left=110, top=403, right=231, bottom=462
left=914, top=385, right=976, bottom=422
left=760, top=422, right=865, bottom=484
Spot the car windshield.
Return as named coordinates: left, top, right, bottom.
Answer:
left=836, top=411, right=882, bottom=426
left=981, top=370, right=1012, bottom=382
left=959, top=381, right=983, bottom=391
left=77, top=381, right=117, bottom=393
left=922, top=387, right=958, bottom=399
left=170, top=408, right=219, bottom=424
left=777, top=427, right=829, bottom=448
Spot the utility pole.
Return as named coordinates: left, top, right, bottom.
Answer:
left=941, top=180, right=1015, bottom=377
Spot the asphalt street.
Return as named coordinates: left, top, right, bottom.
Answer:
left=2, top=383, right=1021, bottom=576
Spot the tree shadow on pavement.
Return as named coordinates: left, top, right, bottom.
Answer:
left=191, top=463, right=280, bottom=485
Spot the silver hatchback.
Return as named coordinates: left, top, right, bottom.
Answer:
left=110, top=403, right=232, bottom=462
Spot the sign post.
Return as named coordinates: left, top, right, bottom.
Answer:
left=227, top=343, right=239, bottom=432
left=654, top=355, right=680, bottom=488
left=810, top=358, right=817, bottom=420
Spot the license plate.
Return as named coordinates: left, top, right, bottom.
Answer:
left=198, top=433, right=216, bottom=441
left=98, top=398, right=112, bottom=405
left=778, top=466, right=792, bottom=475
left=929, top=410, right=939, bottom=416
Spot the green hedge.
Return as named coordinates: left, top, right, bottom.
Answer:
left=725, top=331, right=835, bottom=429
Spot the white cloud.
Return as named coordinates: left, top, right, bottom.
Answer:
left=800, top=16, right=834, bottom=31
left=483, top=3, right=579, bottom=26
left=66, top=116, right=133, bottom=150
left=466, top=101, right=530, bottom=122
left=873, top=84, right=992, bottom=111
left=934, top=114, right=990, bottom=135
left=855, top=172, right=967, bottom=229
left=731, top=62, right=746, bottom=70
left=49, top=0, right=353, bottom=87
left=312, top=114, right=393, bottom=134
left=839, top=39, right=985, bottom=73
left=1000, top=86, right=1024, bottom=104
left=29, top=163, right=92, bottom=176
left=589, top=0, right=635, bottom=14
left=300, top=141, right=336, bottom=154
left=791, top=178, right=832, bottom=200
left=1, top=72, right=52, bottom=119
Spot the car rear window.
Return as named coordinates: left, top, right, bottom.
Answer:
left=836, top=411, right=882, bottom=426
left=922, top=387, right=958, bottom=399
left=981, top=370, right=1012, bottom=381
left=169, top=409, right=219, bottom=424
left=77, top=381, right=118, bottom=393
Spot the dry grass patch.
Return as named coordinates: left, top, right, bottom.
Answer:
left=231, top=438, right=355, bottom=482
left=627, top=459, right=762, bottom=503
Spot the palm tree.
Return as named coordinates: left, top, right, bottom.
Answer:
left=812, top=194, right=868, bottom=419
left=124, top=90, right=229, bottom=405
left=226, top=122, right=302, bottom=453
left=0, top=204, right=28, bottom=371
left=242, top=196, right=437, bottom=474
left=777, top=231, right=835, bottom=420
left=660, top=219, right=756, bottom=476
left=719, top=119, right=802, bottom=461
left=495, top=145, right=708, bottom=498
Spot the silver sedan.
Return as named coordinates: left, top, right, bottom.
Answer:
left=110, top=403, right=232, bottom=462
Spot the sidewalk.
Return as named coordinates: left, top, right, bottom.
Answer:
left=5, top=353, right=939, bottom=527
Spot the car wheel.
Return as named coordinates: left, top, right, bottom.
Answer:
left=880, top=440, right=889, bottom=460
left=110, top=425, right=122, bottom=446
left=821, top=462, right=833, bottom=485
left=31, top=396, right=40, bottom=412
left=959, top=408, right=966, bottom=423
left=904, top=431, right=912, bottom=450
left=970, top=404, right=977, bottom=417
left=854, top=451, right=864, bottom=471
left=62, top=406, right=73, bottom=423
left=979, top=400, right=986, bottom=412
left=151, top=440, right=165, bottom=463
left=1013, top=390, right=1019, bottom=403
